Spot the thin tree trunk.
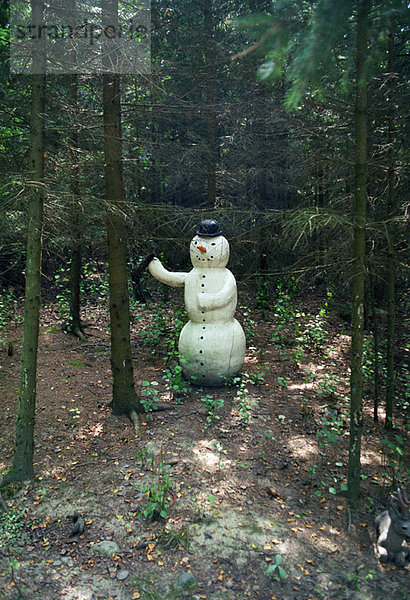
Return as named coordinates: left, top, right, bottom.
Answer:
left=204, top=0, right=216, bottom=207
left=1, top=0, right=45, bottom=485
left=385, top=20, right=396, bottom=430
left=134, top=79, right=143, bottom=199
left=372, top=303, right=379, bottom=422
left=149, top=81, right=160, bottom=203
left=347, top=0, right=371, bottom=509
left=102, top=0, right=143, bottom=426
left=67, top=69, right=84, bottom=338
left=368, top=275, right=379, bottom=421
left=66, top=0, right=83, bottom=338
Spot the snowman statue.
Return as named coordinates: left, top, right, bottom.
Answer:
left=148, top=220, right=246, bottom=386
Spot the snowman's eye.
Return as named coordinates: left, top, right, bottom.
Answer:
left=211, top=243, right=216, bottom=246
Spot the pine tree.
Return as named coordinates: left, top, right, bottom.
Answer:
left=102, top=0, right=143, bottom=430
left=1, top=0, right=46, bottom=485
left=347, top=0, right=371, bottom=508
left=235, top=0, right=405, bottom=506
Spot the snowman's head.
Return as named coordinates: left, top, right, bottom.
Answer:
left=190, top=234, right=229, bottom=268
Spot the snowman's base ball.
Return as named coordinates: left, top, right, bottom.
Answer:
left=178, top=319, right=246, bottom=387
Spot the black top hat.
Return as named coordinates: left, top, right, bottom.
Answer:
left=196, top=219, right=222, bottom=237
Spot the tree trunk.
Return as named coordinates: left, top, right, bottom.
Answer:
left=1, top=0, right=45, bottom=485
left=65, top=0, right=83, bottom=338
left=385, top=20, right=396, bottom=430
left=347, top=0, right=371, bottom=509
left=372, top=295, right=380, bottom=422
left=102, top=0, right=143, bottom=425
left=67, top=68, right=84, bottom=339
left=204, top=0, right=216, bottom=207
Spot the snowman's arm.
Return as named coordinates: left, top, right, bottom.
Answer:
left=198, top=276, right=236, bottom=311
left=148, top=257, right=188, bottom=288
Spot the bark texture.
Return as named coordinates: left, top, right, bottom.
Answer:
left=347, top=0, right=371, bottom=508
left=3, top=0, right=46, bottom=484
left=385, top=20, right=396, bottom=430
left=67, top=69, right=84, bottom=339
left=102, top=0, right=142, bottom=420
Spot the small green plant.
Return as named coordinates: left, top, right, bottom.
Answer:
left=362, top=335, right=387, bottom=386
left=69, top=407, right=81, bottom=419
left=140, top=301, right=168, bottom=354
left=137, top=450, right=173, bottom=521
left=293, top=291, right=333, bottom=353
left=256, top=276, right=270, bottom=315
left=277, top=374, right=289, bottom=389
left=303, top=367, right=316, bottom=384
left=317, top=372, right=341, bottom=397
left=307, top=464, right=318, bottom=475
left=290, top=346, right=305, bottom=365
left=381, top=434, right=409, bottom=488
left=164, top=306, right=186, bottom=357
left=163, top=363, right=188, bottom=398
left=201, top=394, right=224, bottom=428
left=242, top=308, right=257, bottom=346
left=159, top=525, right=192, bottom=550
left=54, top=266, right=70, bottom=318
left=274, top=277, right=297, bottom=316
left=208, top=440, right=225, bottom=469
left=55, top=261, right=109, bottom=318
left=395, top=369, right=410, bottom=414
left=346, top=565, right=376, bottom=590
left=271, top=329, right=285, bottom=348
left=140, top=380, right=160, bottom=413
left=248, top=365, right=270, bottom=385
left=266, top=554, right=287, bottom=583
left=0, top=505, right=37, bottom=550
left=277, top=374, right=290, bottom=401
left=68, top=359, right=86, bottom=368
left=81, top=261, right=109, bottom=303
left=316, top=409, right=348, bottom=446
left=232, top=374, right=252, bottom=423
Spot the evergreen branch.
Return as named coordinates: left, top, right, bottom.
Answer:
left=230, top=23, right=281, bottom=61
left=282, top=207, right=352, bottom=249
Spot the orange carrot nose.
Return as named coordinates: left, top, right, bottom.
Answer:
left=197, top=245, right=207, bottom=253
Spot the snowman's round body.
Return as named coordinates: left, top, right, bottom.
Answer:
left=180, top=266, right=245, bottom=385
left=148, top=225, right=246, bottom=386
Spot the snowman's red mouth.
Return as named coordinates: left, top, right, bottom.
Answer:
left=197, top=245, right=207, bottom=253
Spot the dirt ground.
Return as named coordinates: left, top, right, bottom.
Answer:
left=0, top=288, right=408, bottom=600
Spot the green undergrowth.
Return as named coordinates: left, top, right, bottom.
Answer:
left=54, top=261, right=109, bottom=319
left=0, top=503, right=38, bottom=551
left=0, top=288, right=18, bottom=343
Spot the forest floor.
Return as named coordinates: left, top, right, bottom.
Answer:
left=0, top=286, right=408, bottom=600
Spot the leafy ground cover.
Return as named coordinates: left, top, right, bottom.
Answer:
left=0, top=282, right=408, bottom=600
